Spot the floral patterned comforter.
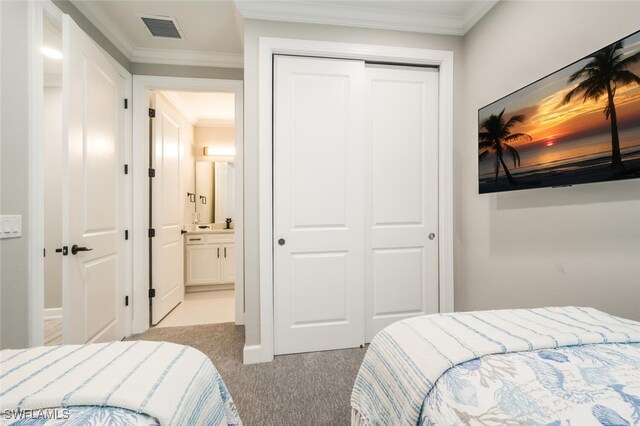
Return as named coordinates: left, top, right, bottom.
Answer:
left=423, top=342, right=640, bottom=425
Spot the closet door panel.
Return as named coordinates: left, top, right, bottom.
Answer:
left=365, top=66, right=440, bottom=342
left=274, top=55, right=366, bottom=355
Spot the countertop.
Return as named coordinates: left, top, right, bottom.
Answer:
left=183, top=224, right=235, bottom=235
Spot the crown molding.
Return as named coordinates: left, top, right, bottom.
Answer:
left=462, top=1, right=500, bottom=34
left=131, top=47, right=244, bottom=68
left=234, top=0, right=499, bottom=36
left=69, top=0, right=136, bottom=58
left=69, top=0, right=244, bottom=68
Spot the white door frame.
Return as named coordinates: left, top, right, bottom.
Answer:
left=131, top=75, right=244, bottom=334
left=252, top=37, right=454, bottom=363
left=28, top=1, right=132, bottom=346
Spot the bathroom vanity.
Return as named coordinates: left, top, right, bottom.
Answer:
left=184, top=226, right=235, bottom=290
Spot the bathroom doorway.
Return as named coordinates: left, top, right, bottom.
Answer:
left=149, top=90, right=240, bottom=328
left=130, top=76, right=244, bottom=335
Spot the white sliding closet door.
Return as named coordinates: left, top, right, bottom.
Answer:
left=273, top=57, right=440, bottom=354
left=63, top=15, right=126, bottom=343
left=150, top=94, right=184, bottom=325
left=365, top=65, right=440, bottom=341
left=274, top=56, right=366, bottom=355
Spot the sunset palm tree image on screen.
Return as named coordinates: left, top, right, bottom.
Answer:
left=478, top=30, right=640, bottom=194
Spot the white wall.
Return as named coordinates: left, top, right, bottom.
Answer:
left=43, top=87, right=62, bottom=310
left=458, top=1, right=640, bottom=320
left=243, top=18, right=464, bottom=347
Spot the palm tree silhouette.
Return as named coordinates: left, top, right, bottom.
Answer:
left=479, top=109, right=532, bottom=186
left=561, top=40, right=640, bottom=168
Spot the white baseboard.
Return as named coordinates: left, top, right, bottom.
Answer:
left=243, top=344, right=263, bottom=364
left=44, top=307, right=62, bottom=320
left=186, top=283, right=234, bottom=293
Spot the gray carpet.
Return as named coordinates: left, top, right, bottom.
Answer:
left=127, top=323, right=367, bottom=426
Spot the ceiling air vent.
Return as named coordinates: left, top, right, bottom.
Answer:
left=140, top=15, right=184, bottom=39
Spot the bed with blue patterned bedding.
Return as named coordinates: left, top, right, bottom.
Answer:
left=351, top=307, right=640, bottom=426
left=423, top=342, right=640, bottom=425
left=0, top=341, right=242, bottom=426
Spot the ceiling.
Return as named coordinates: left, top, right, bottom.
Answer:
left=71, top=0, right=498, bottom=68
left=70, top=0, right=245, bottom=67
left=161, top=91, right=236, bottom=127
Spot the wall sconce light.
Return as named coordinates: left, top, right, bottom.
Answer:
left=203, top=146, right=235, bottom=162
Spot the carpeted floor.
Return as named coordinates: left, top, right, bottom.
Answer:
left=127, top=323, right=367, bottom=426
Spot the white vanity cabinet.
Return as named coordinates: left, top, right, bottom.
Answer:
left=185, top=232, right=234, bottom=288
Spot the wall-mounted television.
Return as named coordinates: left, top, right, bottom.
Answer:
left=478, top=30, right=640, bottom=194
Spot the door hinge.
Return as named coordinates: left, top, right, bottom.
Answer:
left=148, top=168, right=156, bottom=178
left=124, top=164, right=129, bottom=175
left=125, top=295, right=129, bottom=306
left=148, top=108, right=156, bottom=118
left=125, top=230, right=129, bottom=240
left=124, top=98, right=128, bottom=109
left=148, top=228, right=156, bottom=238
left=149, top=288, right=156, bottom=298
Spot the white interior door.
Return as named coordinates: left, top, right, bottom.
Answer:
left=150, top=93, right=184, bottom=325
left=365, top=65, right=440, bottom=341
left=63, top=15, right=126, bottom=344
left=274, top=56, right=366, bottom=355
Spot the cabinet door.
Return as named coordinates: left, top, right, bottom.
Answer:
left=221, top=243, right=235, bottom=283
left=187, top=244, right=222, bottom=285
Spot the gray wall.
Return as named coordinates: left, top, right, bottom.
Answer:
left=242, top=18, right=464, bottom=346
left=131, top=63, right=243, bottom=80
left=457, top=1, right=640, bottom=320
left=1, top=1, right=30, bottom=349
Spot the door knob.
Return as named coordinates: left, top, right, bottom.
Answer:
left=278, top=238, right=285, bottom=246
left=71, top=244, right=93, bottom=255
left=428, top=233, right=436, bottom=240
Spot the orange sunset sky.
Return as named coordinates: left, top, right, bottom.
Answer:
left=479, top=31, right=640, bottom=148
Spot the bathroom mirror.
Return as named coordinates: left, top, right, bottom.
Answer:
left=195, top=161, right=234, bottom=224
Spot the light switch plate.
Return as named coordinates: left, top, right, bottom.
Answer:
left=0, top=215, right=22, bottom=239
